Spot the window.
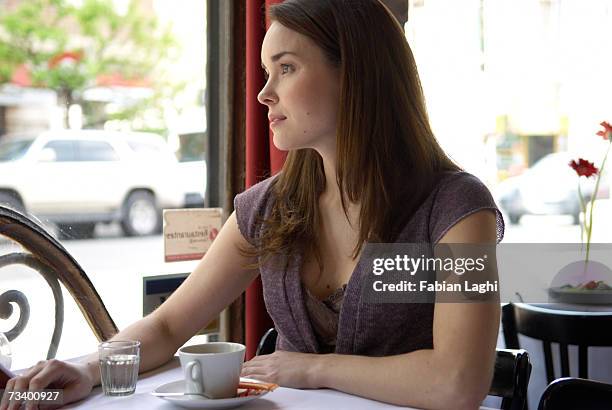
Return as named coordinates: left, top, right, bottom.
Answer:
left=74, top=140, right=119, bottom=162
left=127, top=140, right=174, bottom=161
left=42, top=140, right=76, bottom=162
left=0, top=139, right=33, bottom=161
left=407, top=0, right=612, bottom=242
left=0, top=0, right=208, bottom=370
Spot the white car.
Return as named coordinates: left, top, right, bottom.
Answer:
left=0, top=130, right=206, bottom=238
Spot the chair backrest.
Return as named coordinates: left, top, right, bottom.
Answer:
left=538, top=377, right=612, bottom=410
left=256, top=327, right=278, bottom=356
left=256, top=328, right=531, bottom=410
left=0, top=205, right=118, bottom=360
left=502, top=303, right=612, bottom=383
left=492, top=349, right=532, bottom=410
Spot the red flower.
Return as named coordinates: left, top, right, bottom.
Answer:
left=569, top=158, right=599, bottom=178
left=596, top=121, right=612, bottom=141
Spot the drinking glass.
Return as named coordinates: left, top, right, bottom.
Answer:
left=98, top=340, right=140, bottom=396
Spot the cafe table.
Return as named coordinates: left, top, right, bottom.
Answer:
left=60, top=357, right=498, bottom=409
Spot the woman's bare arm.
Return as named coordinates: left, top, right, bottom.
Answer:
left=81, top=211, right=259, bottom=383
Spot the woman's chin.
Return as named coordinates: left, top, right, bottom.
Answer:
left=272, top=134, right=296, bottom=151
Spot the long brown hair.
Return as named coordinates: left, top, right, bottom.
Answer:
left=249, top=0, right=460, bottom=268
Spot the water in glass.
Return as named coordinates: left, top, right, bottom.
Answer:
left=99, top=353, right=139, bottom=396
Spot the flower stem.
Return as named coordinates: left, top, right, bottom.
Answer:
left=577, top=182, right=587, bottom=254
left=585, top=143, right=611, bottom=264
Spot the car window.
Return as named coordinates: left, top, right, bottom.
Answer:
left=42, top=140, right=77, bottom=162
left=0, top=139, right=34, bottom=161
left=128, top=141, right=162, bottom=156
left=127, top=140, right=171, bottom=160
left=75, top=140, right=119, bottom=162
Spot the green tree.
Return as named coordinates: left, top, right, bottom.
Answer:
left=0, top=0, right=179, bottom=129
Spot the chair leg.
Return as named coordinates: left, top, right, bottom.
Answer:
left=559, top=343, right=570, bottom=377
left=543, top=342, right=555, bottom=384
left=502, top=303, right=520, bottom=349
left=578, top=345, right=589, bottom=379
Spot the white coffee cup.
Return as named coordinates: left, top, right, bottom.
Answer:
left=178, top=342, right=246, bottom=399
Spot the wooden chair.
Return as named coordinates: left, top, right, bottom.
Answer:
left=0, top=205, right=117, bottom=360
left=257, top=328, right=531, bottom=410
left=502, top=302, right=612, bottom=383
left=537, top=377, right=612, bottom=410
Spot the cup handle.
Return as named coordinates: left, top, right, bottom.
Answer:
left=184, top=361, right=204, bottom=394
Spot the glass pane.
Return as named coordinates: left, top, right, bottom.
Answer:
left=0, top=0, right=209, bottom=365
left=74, top=140, right=119, bottom=161
left=0, top=139, right=34, bottom=161
left=42, top=140, right=77, bottom=162
left=407, top=0, right=612, bottom=242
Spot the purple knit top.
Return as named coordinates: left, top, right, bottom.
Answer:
left=234, top=171, right=504, bottom=356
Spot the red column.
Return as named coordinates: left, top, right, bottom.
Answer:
left=244, top=0, right=286, bottom=360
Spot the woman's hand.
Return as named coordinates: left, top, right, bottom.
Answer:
left=240, top=351, right=322, bottom=389
left=0, top=359, right=95, bottom=410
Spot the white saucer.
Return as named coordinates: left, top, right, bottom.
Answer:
left=152, top=378, right=271, bottom=409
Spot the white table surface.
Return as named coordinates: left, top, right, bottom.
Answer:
left=60, top=358, right=497, bottom=409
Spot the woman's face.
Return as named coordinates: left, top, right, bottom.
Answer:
left=258, top=22, right=340, bottom=152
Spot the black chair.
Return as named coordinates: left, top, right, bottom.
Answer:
left=256, top=327, right=278, bottom=356
left=538, top=377, right=612, bottom=410
left=257, top=328, right=531, bottom=410
left=0, top=205, right=117, bottom=361
left=502, top=302, right=612, bottom=383
left=492, top=349, right=532, bottom=410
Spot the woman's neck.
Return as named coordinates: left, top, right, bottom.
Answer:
left=320, top=153, right=340, bottom=203
left=318, top=149, right=360, bottom=225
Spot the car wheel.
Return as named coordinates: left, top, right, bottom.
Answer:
left=121, top=191, right=160, bottom=237
left=57, top=223, right=96, bottom=240
left=509, top=213, right=522, bottom=225
left=0, top=191, right=25, bottom=214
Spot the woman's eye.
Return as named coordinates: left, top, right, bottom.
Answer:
left=262, top=64, right=292, bottom=81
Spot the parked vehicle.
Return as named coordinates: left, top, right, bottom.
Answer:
left=0, top=130, right=206, bottom=238
left=496, top=152, right=609, bottom=225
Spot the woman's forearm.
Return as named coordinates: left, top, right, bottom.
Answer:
left=80, top=314, right=178, bottom=386
left=312, top=349, right=492, bottom=410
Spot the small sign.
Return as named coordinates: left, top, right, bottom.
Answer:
left=143, top=273, right=220, bottom=335
left=163, top=208, right=223, bottom=262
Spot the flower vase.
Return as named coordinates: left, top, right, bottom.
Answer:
left=548, top=260, right=612, bottom=304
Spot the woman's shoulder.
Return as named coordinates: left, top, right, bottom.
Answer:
left=428, top=170, right=505, bottom=243
left=435, top=170, right=491, bottom=196
left=233, top=174, right=279, bottom=244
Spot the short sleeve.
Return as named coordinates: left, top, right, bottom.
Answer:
left=233, top=175, right=278, bottom=246
left=429, top=172, right=505, bottom=244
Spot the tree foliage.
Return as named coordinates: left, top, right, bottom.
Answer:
left=0, top=0, right=180, bottom=127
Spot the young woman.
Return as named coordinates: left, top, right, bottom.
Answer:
left=1, top=1, right=503, bottom=409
